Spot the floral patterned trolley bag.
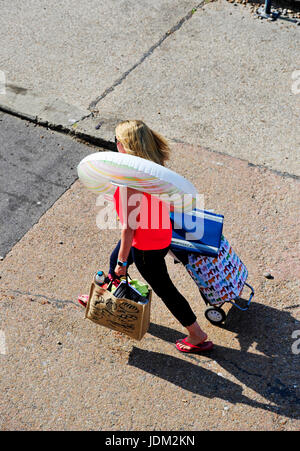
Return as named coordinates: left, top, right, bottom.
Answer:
left=170, top=209, right=254, bottom=325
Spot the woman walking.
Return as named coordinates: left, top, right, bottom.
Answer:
left=109, top=120, right=213, bottom=353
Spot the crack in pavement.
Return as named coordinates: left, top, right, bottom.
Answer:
left=0, top=288, right=78, bottom=309
left=88, top=2, right=205, bottom=110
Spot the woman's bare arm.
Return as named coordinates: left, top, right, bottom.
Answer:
left=115, top=187, right=142, bottom=275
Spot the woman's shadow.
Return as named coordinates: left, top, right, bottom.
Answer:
left=128, top=300, right=300, bottom=419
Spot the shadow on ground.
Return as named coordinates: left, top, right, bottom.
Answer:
left=128, top=301, right=300, bottom=419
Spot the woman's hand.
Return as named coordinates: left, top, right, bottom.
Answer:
left=114, top=264, right=127, bottom=277
left=115, top=186, right=140, bottom=279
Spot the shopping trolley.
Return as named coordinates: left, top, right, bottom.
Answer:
left=170, top=209, right=255, bottom=326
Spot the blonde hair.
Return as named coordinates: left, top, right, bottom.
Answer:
left=115, top=120, right=170, bottom=166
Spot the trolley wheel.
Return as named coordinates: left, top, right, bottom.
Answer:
left=205, top=306, right=227, bottom=325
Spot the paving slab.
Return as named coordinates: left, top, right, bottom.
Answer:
left=84, top=0, right=300, bottom=176
left=0, top=0, right=299, bottom=177
left=0, top=142, right=299, bottom=430
left=0, top=0, right=197, bottom=109
left=0, top=84, right=90, bottom=128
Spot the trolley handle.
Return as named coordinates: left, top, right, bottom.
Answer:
left=229, top=282, right=255, bottom=312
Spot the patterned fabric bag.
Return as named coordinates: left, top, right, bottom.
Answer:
left=185, top=236, right=248, bottom=305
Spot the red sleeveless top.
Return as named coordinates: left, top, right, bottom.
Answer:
left=113, top=187, right=172, bottom=251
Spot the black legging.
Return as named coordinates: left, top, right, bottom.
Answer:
left=109, top=241, right=196, bottom=327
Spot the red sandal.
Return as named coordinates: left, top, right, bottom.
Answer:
left=77, top=294, right=89, bottom=308
left=176, top=338, right=213, bottom=354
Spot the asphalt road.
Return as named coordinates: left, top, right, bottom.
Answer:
left=0, top=112, right=95, bottom=257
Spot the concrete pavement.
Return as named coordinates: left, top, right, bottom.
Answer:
left=1, top=141, right=299, bottom=430
left=0, top=0, right=299, bottom=431
left=0, top=0, right=299, bottom=176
